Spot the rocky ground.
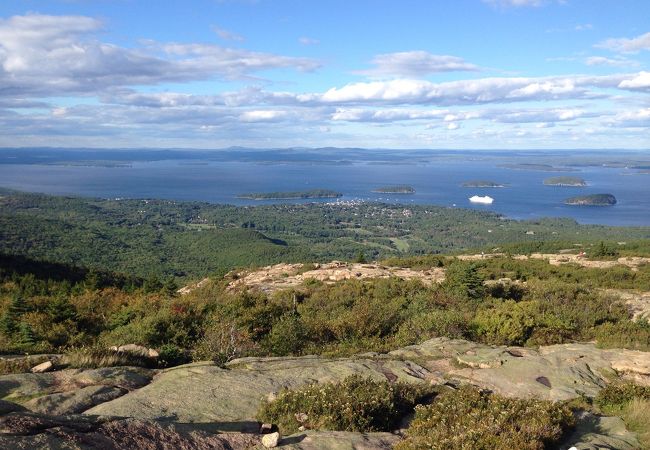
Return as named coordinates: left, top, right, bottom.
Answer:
left=1, top=337, right=648, bottom=449
left=225, top=262, right=446, bottom=294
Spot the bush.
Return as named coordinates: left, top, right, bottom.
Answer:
left=596, top=382, right=650, bottom=449
left=192, top=318, right=257, bottom=365
left=397, top=385, right=575, bottom=450
left=394, top=310, right=469, bottom=346
left=264, top=314, right=306, bottom=356
left=472, top=301, right=536, bottom=346
left=157, top=344, right=190, bottom=368
left=594, top=320, right=650, bottom=351
left=256, top=375, right=434, bottom=435
left=595, top=382, right=650, bottom=412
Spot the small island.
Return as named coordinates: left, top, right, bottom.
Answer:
left=543, top=176, right=587, bottom=187
left=372, top=185, right=415, bottom=194
left=462, top=180, right=505, bottom=188
left=564, top=193, right=617, bottom=206
left=237, top=189, right=343, bottom=200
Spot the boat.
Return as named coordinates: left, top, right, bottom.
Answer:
left=469, top=195, right=494, bottom=204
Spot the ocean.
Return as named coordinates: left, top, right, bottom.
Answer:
left=1, top=149, right=649, bottom=226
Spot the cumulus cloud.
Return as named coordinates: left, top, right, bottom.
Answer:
left=0, top=13, right=320, bottom=98
left=597, top=31, right=650, bottom=53
left=356, top=51, right=479, bottom=78
left=312, top=74, right=626, bottom=106
left=618, top=71, right=650, bottom=91
left=606, top=108, right=650, bottom=128
left=239, top=110, right=291, bottom=122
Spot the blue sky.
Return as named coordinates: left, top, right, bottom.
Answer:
left=0, top=0, right=648, bottom=149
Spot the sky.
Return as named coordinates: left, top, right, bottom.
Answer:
left=0, top=0, right=649, bottom=150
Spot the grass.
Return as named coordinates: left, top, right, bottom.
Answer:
left=62, top=347, right=156, bottom=369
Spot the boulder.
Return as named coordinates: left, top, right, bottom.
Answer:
left=24, top=385, right=128, bottom=415
left=30, top=361, right=53, bottom=374
left=261, top=431, right=280, bottom=448
left=114, top=344, right=159, bottom=359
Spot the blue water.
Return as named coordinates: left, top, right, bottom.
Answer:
left=1, top=157, right=649, bottom=226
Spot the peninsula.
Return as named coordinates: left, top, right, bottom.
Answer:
left=462, top=180, right=505, bottom=188
left=564, top=193, right=617, bottom=206
left=544, top=176, right=587, bottom=187
left=372, top=185, right=416, bottom=194
left=237, top=189, right=343, bottom=200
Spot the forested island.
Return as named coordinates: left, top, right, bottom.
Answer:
left=372, top=185, right=415, bottom=194
left=461, top=180, right=505, bottom=188
left=237, top=189, right=342, bottom=200
left=564, top=194, right=617, bottom=206
left=544, top=176, right=587, bottom=187
left=500, top=163, right=574, bottom=172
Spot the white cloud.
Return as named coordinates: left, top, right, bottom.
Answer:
left=0, top=13, right=320, bottom=98
left=212, top=25, right=245, bottom=42
left=597, top=31, right=650, bottom=53
left=356, top=51, right=479, bottom=78
left=239, top=110, right=290, bottom=122
left=585, top=56, right=639, bottom=68
left=606, top=108, right=650, bottom=128
left=447, top=122, right=460, bottom=130
left=313, top=74, right=626, bottom=106
left=331, top=108, right=448, bottom=122
left=618, top=71, right=650, bottom=91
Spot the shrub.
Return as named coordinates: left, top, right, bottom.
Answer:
left=397, top=385, right=575, bottom=450
left=472, top=301, right=536, bottom=346
left=264, top=314, right=306, bottom=356
left=596, top=382, right=650, bottom=449
left=394, top=310, right=469, bottom=346
left=256, top=375, right=434, bottom=435
left=595, top=382, right=650, bottom=412
left=157, top=343, right=190, bottom=368
left=443, top=261, right=485, bottom=299
left=594, top=320, right=650, bottom=351
left=192, top=318, right=257, bottom=365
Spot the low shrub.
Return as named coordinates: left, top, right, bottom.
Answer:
left=396, top=385, right=575, bottom=450
left=594, top=320, right=650, bottom=351
left=157, top=344, right=190, bottom=368
left=256, top=375, right=434, bottom=434
left=596, top=382, right=650, bottom=449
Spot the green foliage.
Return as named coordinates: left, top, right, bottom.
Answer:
left=443, top=261, right=485, bottom=299
left=157, top=344, right=189, bottom=368
left=591, top=241, right=620, bottom=258
left=1, top=190, right=648, bottom=279
left=594, top=320, right=650, bottom=351
left=472, top=301, right=537, bottom=346
left=264, top=313, right=306, bottom=356
left=596, top=382, right=650, bottom=449
left=257, top=375, right=434, bottom=434
left=397, top=386, right=575, bottom=450
left=596, top=382, right=650, bottom=412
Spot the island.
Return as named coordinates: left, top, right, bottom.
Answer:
left=543, top=176, right=587, bottom=187
left=461, top=180, right=505, bottom=188
left=237, top=189, right=343, bottom=200
left=499, top=163, right=574, bottom=172
left=372, top=185, right=416, bottom=194
left=564, top=194, right=617, bottom=206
